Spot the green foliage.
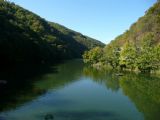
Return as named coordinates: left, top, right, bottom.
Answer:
left=0, top=1, right=104, bottom=68
left=83, top=2, right=160, bottom=73
left=83, top=47, right=103, bottom=64
left=50, top=23, right=104, bottom=49
left=104, top=45, right=121, bottom=69
left=136, top=34, right=153, bottom=72
left=119, top=42, right=137, bottom=70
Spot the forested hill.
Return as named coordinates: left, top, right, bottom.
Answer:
left=50, top=23, right=104, bottom=50
left=108, top=1, right=160, bottom=48
left=83, top=1, right=160, bottom=73
left=0, top=0, right=104, bottom=68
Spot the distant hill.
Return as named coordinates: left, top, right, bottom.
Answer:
left=0, top=0, right=104, bottom=68
left=50, top=23, right=104, bottom=50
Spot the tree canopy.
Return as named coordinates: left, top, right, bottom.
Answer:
left=83, top=2, right=160, bottom=73
left=0, top=0, right=104, bottom=69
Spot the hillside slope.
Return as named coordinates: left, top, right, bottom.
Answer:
left=0, top=0, right=104, bottom=68
left=83, top=2, right=160, bottom=73
left=108, top=2, right=160, bottom=47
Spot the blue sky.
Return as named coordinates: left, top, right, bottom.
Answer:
left=11, top=0, right=157, bottom=43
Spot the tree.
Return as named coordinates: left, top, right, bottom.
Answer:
left=136, top=33, right=157, bottom=72
left=83, top=47, right=103, bottom=64
left=152, top=44, right=160, bottom=71
left=104, top=45, right=121, bottom=69
left=0, top=0, right=104, bottom=69
left=119, top=42, right=137, bottom=70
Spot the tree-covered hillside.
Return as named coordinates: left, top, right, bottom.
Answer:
left=0, top=0, right=104, bottom=69
left=50, top=23, right=104, bottom=50
left=83, top=1, right=160, bottom=73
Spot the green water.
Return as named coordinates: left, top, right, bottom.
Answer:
left=0, top=60, right=160, bottom=120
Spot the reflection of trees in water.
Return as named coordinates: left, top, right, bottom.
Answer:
left=1, top=60, right=160, bottom=120
left=119, top=73, right=160, bottom=120
left=83, top=66, right=160, bottom=120
left=0, top=65, right=53, bottom=112
left=83, top=66, right=120, bottom=92
left=0, top=60, right=84, bottom=112
left=35, top=59, right=84, bottom=90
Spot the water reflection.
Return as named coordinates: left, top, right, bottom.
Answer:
left=34, top=60, right=84, bottom=90
left=0, top=60, right=83, bottom=112
left=43, top=111, right=118, bottom=120
left=83, top=66, right=120, bottom=92
left=0, top=60, right=160, bottom=120
left=83, top=66, right=160, bottom=120
left=119, top=73, right=160, bottom=120
left=0, top=65, right=54, bottom=112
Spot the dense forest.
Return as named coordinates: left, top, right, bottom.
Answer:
left=0, top=0, right=104, bottom=70
left=83, top=1, right=160, bottom=73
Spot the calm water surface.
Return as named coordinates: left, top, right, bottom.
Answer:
left=0, top=60, right=160, bottom=120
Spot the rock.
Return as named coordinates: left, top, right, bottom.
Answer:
left=115, top=73, right=124, bottom=76
left=0, top=80, right=7, bottom=84
left=44, top=114, right=54, bottom=120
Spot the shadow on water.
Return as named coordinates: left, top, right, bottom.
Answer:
left=0, top=64, right=57, bottom=112
left=0, top=61, right=160, bottom=120
left=43, top=111, right=119, bottom=120
left=0, top=59, right=84, bottom=112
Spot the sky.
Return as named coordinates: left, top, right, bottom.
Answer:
left=10, top=0, right=157, bottom=44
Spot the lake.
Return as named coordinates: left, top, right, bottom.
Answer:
left=0, top=60, right=160, bottom=120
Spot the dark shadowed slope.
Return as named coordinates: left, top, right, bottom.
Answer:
left=0, top=0, right=104, bottom=68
